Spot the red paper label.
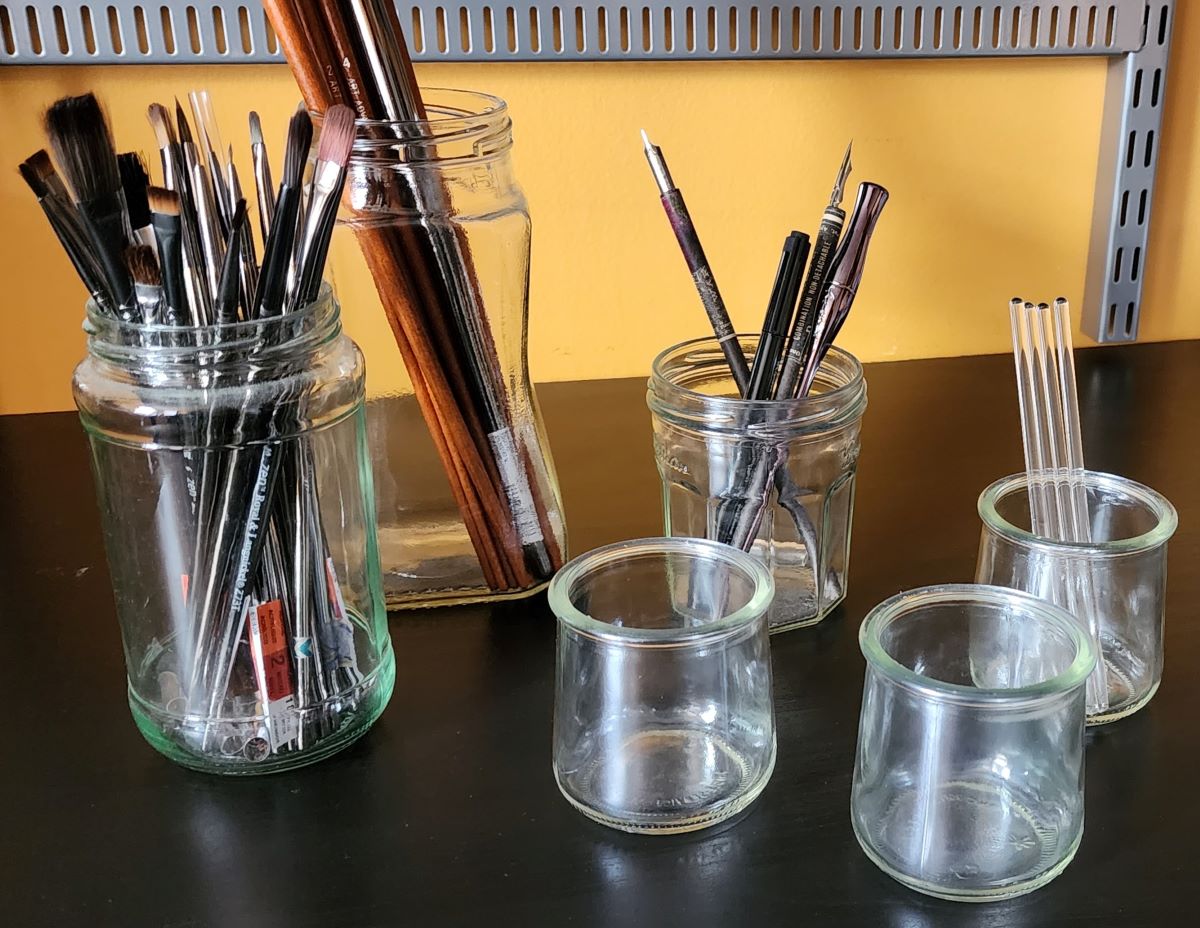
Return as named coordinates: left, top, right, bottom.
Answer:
left=256, top=600, right=293, bottom=701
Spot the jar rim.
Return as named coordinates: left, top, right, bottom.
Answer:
left=977, top=470, right=1178, bottom=556
left=649, top=336, right=866, bottom=423
left=82, top=286, right=340, bottom=360
left=548, top=537, right=774, bottom=646
left=859, top=584, right=1097, bottom=706
left=334, top=87, right=507, bottom=131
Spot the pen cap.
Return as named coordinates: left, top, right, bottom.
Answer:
left=829, top=183, right=889, bottom=295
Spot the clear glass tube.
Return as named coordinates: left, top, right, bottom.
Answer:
left=976, top=471, right=1177, bottom=724
left=550, top=538, right=776, bottom=834
left=647, top=336, right=867, bottom=632
left=851, top=584, right=1095, bottom=901
left=72, top=291, right=395, bottom=773
left=329, top=89, right=566, bottom=609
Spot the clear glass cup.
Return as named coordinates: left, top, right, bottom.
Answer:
left=72, top=291, right=395, bottom=774
left=851, top=584, right=1096, bottom=902
left=329, top=89, right=566, bottom=609
left=647, top=337, right=867, bottom=633
left=551, top=537, right=776, bottom=834
left=976, top=471, right=1177, bottom=724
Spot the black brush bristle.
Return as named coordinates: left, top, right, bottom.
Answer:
left=44, top=93, right=121, bottom=203
left=18, top=160, right=49, bottom=198
left=119, top=152, right=152, bottom=230
left=283, top=105, right=313, bottom=188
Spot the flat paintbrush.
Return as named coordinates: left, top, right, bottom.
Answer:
left=148, top=186, right=188, bottom=327
left=125, top=244, right=164, bottom=325
left=45, top=93, right=136, bottom=317
left=249, top=112, right=277, bottom=242
left=19, top=152, right=112, bottom=311
left=119, top=152, right=155, bottom=249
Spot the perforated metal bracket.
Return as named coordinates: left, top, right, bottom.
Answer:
left=0, top=2, right=1174, bottom=342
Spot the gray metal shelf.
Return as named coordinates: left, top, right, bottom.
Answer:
left=0, top=1, right=1175, bottom=342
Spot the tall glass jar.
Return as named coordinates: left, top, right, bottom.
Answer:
left=72, top=291, right=394, bottom=774
left=647, top=336, right=867, bottom=632
left=329, top=89, right=566, bottom=609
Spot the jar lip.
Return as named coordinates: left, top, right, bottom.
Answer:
left=82, top=286, right=339, bottom=358
left=978, top=470, right=1178, bottom=555
left=548, top=537, right=774, bottom=646
left=859, top=584, right=1097, bottom=705
left=649, top=336, right=866, bottom=415
left=314, top=88, right=507, bottom=134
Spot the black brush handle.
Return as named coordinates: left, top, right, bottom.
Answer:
left=254, top=185, right=300, bottom=318
left=80, top=193, right=136, bottom=316
left=153, top=217, right=187, bottom=326
left=775, top=208, right=844, bottom=400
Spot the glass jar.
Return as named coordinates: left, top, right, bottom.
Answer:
left=851, top=584, right=1095, bottom=901
left=329, top=89, right=566, bottom=609
left=976, top=471, right=1177, bottom=724
left=647, top=336, right=867, bottom=632
left=72, top=290, right=394, bottom=774
left=551, top=538, right=776, bottom=834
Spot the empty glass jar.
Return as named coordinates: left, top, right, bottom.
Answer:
left=330, top=89, right=566, bottom=609
left=851, top=585, right=1095, bottom=901
left=976, top=471, right=1177, bottom=724
left=551, top=538, right=776, bottom=834
left=647, top=336, right=867, bottom=632
left=72, top=291, right=394, bottom=773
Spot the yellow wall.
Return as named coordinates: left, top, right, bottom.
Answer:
left=3, top=7, right=1200, bottom=414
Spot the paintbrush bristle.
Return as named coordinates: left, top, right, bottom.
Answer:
left=175, top=98, right=194, bottom=146
left=147, top=103, right=177, bottom=150
left=18, top=159, right=49, bottom=198
left=317, top=105, right=356, bottom=168
left=147, top=186, right=181, bottom=217
left=249, top=111, right=264, bottom=147
left=282, top=104, right=313, bottom=188
left=44, top=93, right=121, bottom=202
left=119, top=152, right=152, bottom=229
left=125, top=244, right=162, bottom=287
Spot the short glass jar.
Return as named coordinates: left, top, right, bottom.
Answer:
left=976, top=471, right=1177, bottom=724
left=551, top=538, right=776, bottom=834
left=72, top=290, right=394, bottom=773
left=851, top=584, right=1095, bottom=901
left=330, top=89, right=566, bottom=609
left=647, top=336, right=867, bottom=632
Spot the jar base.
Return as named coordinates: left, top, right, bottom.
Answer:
left=851, top=777, right=1083, bottom=901
left=554, top=728, right=776, bottom=835
left=385, top=578, right=550, bottom=611
left=128, top=648, right=396, bottom=775
left=1087, top=677, right=1160, bottom=726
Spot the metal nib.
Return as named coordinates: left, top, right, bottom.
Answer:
left=829, top=141, right=853, bottom=209
left=640, top=129, right=675, bottom=195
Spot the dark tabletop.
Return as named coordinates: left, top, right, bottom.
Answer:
left=1, top=343, right=1197, bottom=928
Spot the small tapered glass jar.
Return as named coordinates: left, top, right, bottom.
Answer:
left=72, top=290, right=394, bottom=774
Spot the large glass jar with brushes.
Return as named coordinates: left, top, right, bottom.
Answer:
left=72, top=288, right=394, bottom=774
left=328, top=90, right=567, bottom=608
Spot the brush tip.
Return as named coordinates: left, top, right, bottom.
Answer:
left=317, top=104, right=356, bottom=168
left=44, top=93, right=121, bottom=199
left=249, top=111, right=264, bottom=146
left=18, top=160, right=47, bottom=197
left=640, top=129, right=651, bottom=146
left=125, top=244, right=162, bottom=286
left=147, top=185, right=181, bottom=216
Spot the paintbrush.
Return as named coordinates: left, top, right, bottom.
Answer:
left=215, top=199, right=248, bottom=324
left=227, top=153, right=259, bottom=313
left=255, top=106, right=311, bottom=318
left=119, top=152, right=155, bottom=249
left=125, top=244, right=165, bottom=325
left=148, top=186, right=188, bottom=327
left=19, top=151, right=112, bottom=312
left=249, top=112, right=277, bottom=243
left=293, top=104, right=354, bottom=309
left=44, top=93, right=136, bottom=317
